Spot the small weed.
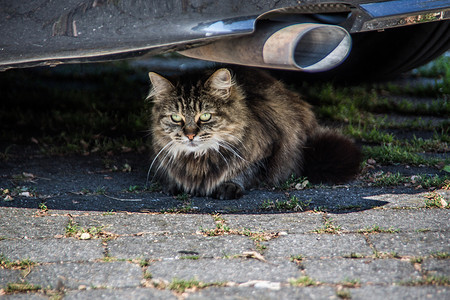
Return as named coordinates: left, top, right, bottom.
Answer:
left=314, top=218, right=341, bottom=234
left=175, top=193, right=190, bottom=201
left=399, top=275, right=450, bottom=286
left=126, top=185, right=142, bottom=193
left=289, top=276, right=318, bottom=286
left=343, top=252, right=365, bottom=259
left=340, top=278, right=361, bottom=288
left=102, top=209, right=115, bottom=216
left=278, top=174, right=311, bottom=190
left=5, top=282, right=41, bottom=293
left=138, top=258, right=150, bottom=267
left=0, top=255, right=36, bottom=270
left=143, top=270, right=153, bottom=279
left=201, top=214, right=231, bottom=236
left=95, top=186, right=106, bottom=195
left=64, top=219, right=80, bottom=237
left=415, top=175, right=450, bottom=189
left=430, top=252, right=449, bottom=259
left=261, top=196, right=310, bottom=212
left=64, top=219, right=115, bottom=240
left=369, top=171, right=409, bottom=187
left=161, top=202, right=196, bottom=214
left=410, top=257, right=424, bottom=264
left=144, top=182, right=162, bottom=192
left=373, top=251, right=401, bottom=259
left=180, top=255, right=200, bottom=260
left=358, top=225, right=400, bottom=234
left=168, top=278, right=225, bottom=293
left=38, top=202, right=48, bottom=211
left=336, top=289, right=352, bottom=299
left=290, top=255, right=304, bottom=262
left=424, top=191, right=449, bottom=208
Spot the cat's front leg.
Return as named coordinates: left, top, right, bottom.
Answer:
left=211, top=181, right=244, bottom=200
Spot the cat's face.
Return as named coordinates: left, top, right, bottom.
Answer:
left=147, top=69, right=247, bottom=156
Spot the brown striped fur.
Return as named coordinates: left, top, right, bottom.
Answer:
left=146, top=68, right=361, bottom=199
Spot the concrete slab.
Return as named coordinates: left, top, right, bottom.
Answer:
left=0, top=238, right=104, bottom=263
left=74, top=213, right=216, bottom=235
left=25, top=261, right=142, bottom=290
left=303, top=258, right=421, bottom=284
left=329, top=209, right=450, bottom=232
left=64, top=288, right=177, bottom=300
left=369, top=232, right=450, bottom=256
left=108, top=234, right=254, bottom=259
left=265, top=234, right=373, bottom=259
left=149, top=258, right=301, bottom=283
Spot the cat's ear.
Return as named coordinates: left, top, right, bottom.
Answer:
left=205, top=68, right=234, bottom=99
left=147, top=72, right=175, bottom=100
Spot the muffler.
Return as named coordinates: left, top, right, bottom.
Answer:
left=179, top=22, right=351, bottom=72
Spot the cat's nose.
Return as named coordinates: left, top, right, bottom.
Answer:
left=186, top=133, right=196, bottom=141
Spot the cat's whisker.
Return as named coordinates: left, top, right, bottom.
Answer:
left=213, top=147, right=229, bottom=168
left=218, top=141, right=247, bottom=162
left=151, top=145, right=177, bottom=181
left=221, top=132, right=248, bottom=151
left=146, top=141, right=174, bottom=186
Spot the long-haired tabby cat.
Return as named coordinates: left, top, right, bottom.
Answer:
left=146, top=68, right=361, bottom=199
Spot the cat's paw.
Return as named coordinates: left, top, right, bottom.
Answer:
left=211, top=182, right=244, bottom=200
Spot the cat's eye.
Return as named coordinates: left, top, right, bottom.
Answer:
left=199, top=113, right=211, bottom=122
left=171, top=114, right=183, bottom=122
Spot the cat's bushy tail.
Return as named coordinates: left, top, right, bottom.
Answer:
left=302, top=129, right=361, bottom=184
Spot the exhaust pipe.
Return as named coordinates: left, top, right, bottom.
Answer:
left=179, top=22, right=351, bottom=72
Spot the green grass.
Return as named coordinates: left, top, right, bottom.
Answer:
left=399, top=275, right=450, bottom=286
left=314, top=218, right=342, bottom=234
left=180, top=255, right=200, bottom=260
left=168, top=278, right=225, bottom=293
left=289, top=276, right=318, bottom=286
left=357, top=225, right=400, bottom=234
left=430, top=252, right=450, bottom=259
left=0, top=254, right=36, bottom=270
left=4, top=282, right=41, bottom=294
left=424, top=191, right=449, bottom=208
left=261, top=195, right=310, bottom=212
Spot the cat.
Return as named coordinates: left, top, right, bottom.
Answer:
left=146, top=67, right=361, bottom=199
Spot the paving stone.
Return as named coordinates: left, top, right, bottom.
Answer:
left=291, top=187, right=426, bottom=210
left=222, top=213, right=323, bottom=234
left=185, top=286, right=338, bottom=300
left=329, top=209, right=449, bottom=232
left=422, top=259, right=450, bottom=277
left=303, top=258, right=421, bottom=284
left=64, top=288, right=177, bottom=300
left=108, top=234, right=254, bottom=259
left=26, top=261, right=142, bottom=289
left=369, top=232, right=450, bottom=256
left=0, top=208, right=68, bottom=239
left=75, top=213, right=215, bottom=235
left=264, top=234, right=373, bottom=259
left=0, top=239, right=104, bottom=263
left=358, top=190, right=430, bottom=209
left=149, top=258, right=301, bottom=283
left=0, top=269, right=22, bottom=289
left=351, top=285, right=449, bottom=300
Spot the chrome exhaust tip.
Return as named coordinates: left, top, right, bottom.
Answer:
left=179, top=22, right=351, bottom=72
